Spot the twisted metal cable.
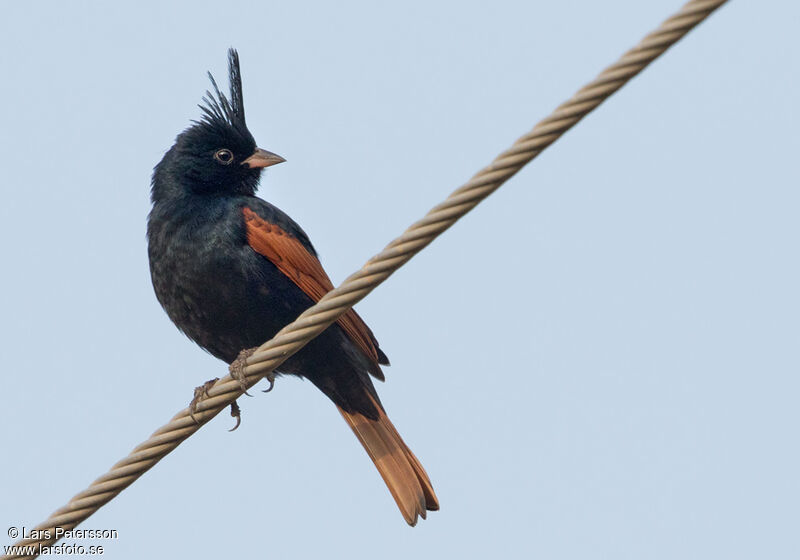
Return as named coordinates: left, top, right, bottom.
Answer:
left=2, top=1, right=727, bottom=557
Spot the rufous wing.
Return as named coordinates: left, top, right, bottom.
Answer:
left=242, top=207, right=384, bottom=374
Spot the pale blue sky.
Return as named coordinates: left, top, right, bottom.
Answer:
left=2, top=1, right=799, bottom=558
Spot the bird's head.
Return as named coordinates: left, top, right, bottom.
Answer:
left=153, top=49, right=284, bottom=201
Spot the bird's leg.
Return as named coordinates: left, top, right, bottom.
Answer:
left=229, top=346, right=276, bottom=393
left=230, top=348, right=275, bottom=397
left=224, top=347, right=276, bottom=431
left=189, top=377, right=219, bottom=424
left=229, top=347, right=258, bottom=396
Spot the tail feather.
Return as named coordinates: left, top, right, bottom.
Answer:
left=379, top=413, right=439, bottom=511
left=337, top=395, right=438, bottom=526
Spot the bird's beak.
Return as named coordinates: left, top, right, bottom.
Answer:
left=242, top=148, right=286, bottom=169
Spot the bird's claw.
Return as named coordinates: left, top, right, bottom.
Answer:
left=189, top=378, right=219, bottom=424
left=262, top=372, right=275, bottom=393
left=228, top=400, right=242, bottom=432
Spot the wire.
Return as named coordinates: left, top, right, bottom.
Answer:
left=1, top=1, right=728, bottom=557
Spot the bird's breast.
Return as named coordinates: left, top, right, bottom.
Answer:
left=147, top=199, right=309, bottom=362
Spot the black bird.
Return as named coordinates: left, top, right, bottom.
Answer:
left=147, top=49, right=438, bottom=525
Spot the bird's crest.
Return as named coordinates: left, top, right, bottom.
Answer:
left=198, top=49, right=248, bottom=132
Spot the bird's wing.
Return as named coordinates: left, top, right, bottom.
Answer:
left=242, top=206, right=386, bottom=375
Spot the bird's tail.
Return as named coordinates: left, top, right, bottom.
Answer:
left=337, top=394, right=439, bottom=526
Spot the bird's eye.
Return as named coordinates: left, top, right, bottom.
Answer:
left=214, top=149, right=234, bottom=165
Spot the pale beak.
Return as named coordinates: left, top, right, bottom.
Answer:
left=242, top=148, right=286, bottom=169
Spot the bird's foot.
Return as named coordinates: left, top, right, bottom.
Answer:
left=189, top=377, right=219, bottom=424
left=229, top=346, right=276, bottom=393
left=229, top=348, right=257, bottom=396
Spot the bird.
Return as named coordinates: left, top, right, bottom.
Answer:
left=147, top=49, right=438, bottom=526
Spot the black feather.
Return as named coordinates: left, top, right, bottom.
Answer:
left=228, top=49, right=246, bottom=125
left=197, top=48, right=247, bottom=131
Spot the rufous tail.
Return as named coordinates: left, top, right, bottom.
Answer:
left=337, top=395, right=438, bottom=526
